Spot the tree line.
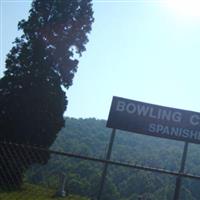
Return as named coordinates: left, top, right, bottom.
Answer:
left=26, top=118, right=200, bottom=200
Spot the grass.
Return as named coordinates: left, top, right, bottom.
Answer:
left=0, top=184, right=89, bottom=200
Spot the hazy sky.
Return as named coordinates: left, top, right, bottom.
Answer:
left=1, top=0, right=200, bottom=120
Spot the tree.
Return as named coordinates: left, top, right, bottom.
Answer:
left=0, top=0, right=94, bottom=188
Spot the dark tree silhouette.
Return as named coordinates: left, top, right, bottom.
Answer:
left=0, top=0, right=94, bottom=188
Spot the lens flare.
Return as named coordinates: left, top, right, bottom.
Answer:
left=166, top=0, right=200, bottom=18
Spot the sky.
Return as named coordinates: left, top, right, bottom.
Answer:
left=1, top=0, right=200, bottom=120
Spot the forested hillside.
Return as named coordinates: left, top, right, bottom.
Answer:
left=26, top=118, right=200, bottom=200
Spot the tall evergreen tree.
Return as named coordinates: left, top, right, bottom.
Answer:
left=0, top=0, right=94, bottom=188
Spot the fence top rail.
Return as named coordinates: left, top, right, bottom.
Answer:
left=1, top=141, right=200, bottom=181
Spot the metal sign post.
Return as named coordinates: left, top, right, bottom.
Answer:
left=173, top=142, right=189, bottom=200
left=97, top=128, right=116, bottom=200
left=103, top=96, right=200, bottom=199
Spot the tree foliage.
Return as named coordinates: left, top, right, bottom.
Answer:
left=0, top=0, right=94, bottom=188
left=0, top=0, right=93, bottom=146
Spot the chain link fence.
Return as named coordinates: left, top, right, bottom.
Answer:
left=1, top=142, right=200, bottom=200
left=0, top=142, right=91, bottom=200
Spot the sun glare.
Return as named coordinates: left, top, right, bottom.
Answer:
left=166, top=0, right=200, bottom=18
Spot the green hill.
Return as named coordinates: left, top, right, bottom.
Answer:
left=8, top=118, right=200, bottom=199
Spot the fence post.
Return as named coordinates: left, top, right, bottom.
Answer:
left=173, top=142, right=189, bottom=200
left=97, top=129, right=116, bottom=200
